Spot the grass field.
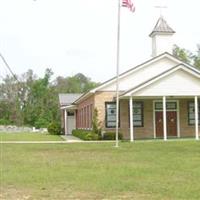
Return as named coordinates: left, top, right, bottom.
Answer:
left=0, top=133, right=63, bottom=141
left=1, top=140, right=200, bottom=200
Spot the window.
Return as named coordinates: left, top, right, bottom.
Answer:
left=188, top=102, right=200, bottom=125
left=105, top=102, right=119, bottom=128
left=155, top=102, right=177, bottom=110
left=67, top=111, right=74, bottom=116
left=133, top=102, right=143, bottom=127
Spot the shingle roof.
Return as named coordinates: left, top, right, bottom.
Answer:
left=59, top=93, right=82, bottom=106
left=149, top=16, right=175, bottom=37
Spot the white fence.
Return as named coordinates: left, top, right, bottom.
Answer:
left=0, top=125, right=48, bottom=133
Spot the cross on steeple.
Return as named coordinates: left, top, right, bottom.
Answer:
left=155, top=0, right=167, bottom=17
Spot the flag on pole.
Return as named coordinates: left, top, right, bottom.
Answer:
left=122, top=0, right=135, bottom=12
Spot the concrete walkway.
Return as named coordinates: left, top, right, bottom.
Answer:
left=61, top=135, right=83, bottom=143
left=0, top=141, right=68, bottom=144
left=0, top=138, right=197, bottom=144
left=0, top=135, right=83, bottom=144
left=0, top=135, right=115, bottom=144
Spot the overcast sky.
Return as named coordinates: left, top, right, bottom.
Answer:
left=0, top=0, right=199, bottom=82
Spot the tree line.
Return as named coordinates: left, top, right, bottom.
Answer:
left=0, top=69, right=99, bottom=128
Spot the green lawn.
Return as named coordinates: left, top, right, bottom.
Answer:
left=1, top=141, right=200, bottom=199
left=0, top=132, right=63, bottom=141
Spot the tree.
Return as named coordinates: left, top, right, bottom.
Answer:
left=92, top=108, right=102, bottom=135
left=0, top=69, right=99, bottom=128
left=23, top=68, right=57, bottom=128
left=172, top=45, right=191, bottom=64
left=53, top=73, right=99, bottom=94
left=0, top=75, right=23, bottom=125
left=173, top=44, right=200, bottom=69
left=192, top=45, right=200, bottom=68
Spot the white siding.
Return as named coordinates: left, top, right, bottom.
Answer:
left=99, top=57, right=179, bottom=91
left=133, top=69, right=200, bottom=96
left=152, top=34, right=174, bottom=57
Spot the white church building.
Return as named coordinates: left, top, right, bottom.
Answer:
left=59, top=16, right=200, bottom=141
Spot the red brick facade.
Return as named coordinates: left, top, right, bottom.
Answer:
left=76, top=95, right=94, bottom=129
left=75, top=92, right=199, bottom=139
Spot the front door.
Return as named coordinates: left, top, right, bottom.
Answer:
left=156, top=111, right=177, bottom=137
left=67, top=111, right=76, bottom=135
left=167, top=111, right=177, bottom=136
left=156, top=112, right=163, bottom=137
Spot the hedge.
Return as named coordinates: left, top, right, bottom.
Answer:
left=72, top=129, right=123, bottom=141
left=102, top=132, right=123, bottom=140
left=72, top=129, right=99, bottom=140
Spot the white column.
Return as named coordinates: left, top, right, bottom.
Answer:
left=177, top=101, right=180, bottom=138
left=129, top=96, right=134, bottom=142
left=88, top=105, right=90, bottom=129
left=163, top=96, right=167, bottom=141
left=75, top=110, right=77, bottom=129
left=153, top=102, right=156, bottom=139
left=64, top=109, right=67, bottom=135
left=195, top=96, right=199, bottom=140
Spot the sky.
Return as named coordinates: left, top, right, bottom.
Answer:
left=0, top=0, right=199, bottom=83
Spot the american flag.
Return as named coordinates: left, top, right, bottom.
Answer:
left=122, top=0, right=135, bottom=12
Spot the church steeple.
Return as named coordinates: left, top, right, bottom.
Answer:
left=149, top=16, right=175, bottom=57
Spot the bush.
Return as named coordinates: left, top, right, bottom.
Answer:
left=0, top=119, right=11, bottom=125
left=102, top=132, right=123, bottom=140
left=92, top=108, right=102, bottom=135
left=35, top=118, right=49, bottom=129
left=72, top=129, right=99, bottom=141
left=47, top=122, right=61, bottom=135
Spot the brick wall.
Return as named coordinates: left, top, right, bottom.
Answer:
left=94, top=91, right=116, bottom=129
left=179, top=99, right=197, bottom=137
left=119, top=99, right=154, bottom=139
left=120, top=98, right=199, bottom=139
left=76, top=95, right=95, bottom=129
left=76, top=93, right=199, bottom=139
left=93, top=93, right=154, bottom=139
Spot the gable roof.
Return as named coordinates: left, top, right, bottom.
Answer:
left=59, top=93, right=82, bottom=106
left=149, top=16, right=175, bottom=37
left=74, top=52, right=170, bottom=103
left=120, top=64, right=200, bottom=97
left=74, top=52, right=200, bottom=104
left=91, top=52, right=200, bottom=92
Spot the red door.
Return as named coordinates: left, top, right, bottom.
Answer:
left=156, top=111, right=177, bottom=138
left=167, top=111, right=177, bottom=136
left=156, top=112, right=163, bottom=137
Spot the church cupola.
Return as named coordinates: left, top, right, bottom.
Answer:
left=149, top=16, right=175, bottom=57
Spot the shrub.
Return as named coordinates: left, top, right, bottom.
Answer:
left=35, top=118, right=49, bottom=129
left=0, top=119, right=11, bottom=125
left=92, top=108, right=102, bottom=135
left=72, top=129, right=99, bottom=140
left=102, top=132, right=123, bottom=140
left=47, top=122, right=61, bottom=135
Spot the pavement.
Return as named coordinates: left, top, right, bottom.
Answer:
left=61, top=135, right=83, bottom=143
left=0, top=138, right=198, bottom=144
left=0, top=135, right=82, bottom=144
left=0, top=141, right=68, bottom=144
left=0, top=135, right=114, bottom=144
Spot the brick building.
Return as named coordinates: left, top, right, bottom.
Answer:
left=59, top=17, right=200, bottom=141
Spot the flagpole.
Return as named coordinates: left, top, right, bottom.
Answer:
left=115, top=0, right=121, bottom=148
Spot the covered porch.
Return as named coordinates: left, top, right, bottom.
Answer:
left=119, top=97, right=199, bottom=141
left=118, top=64, right=200, bottom=141
left=61, top=105, right=77, bottom=135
